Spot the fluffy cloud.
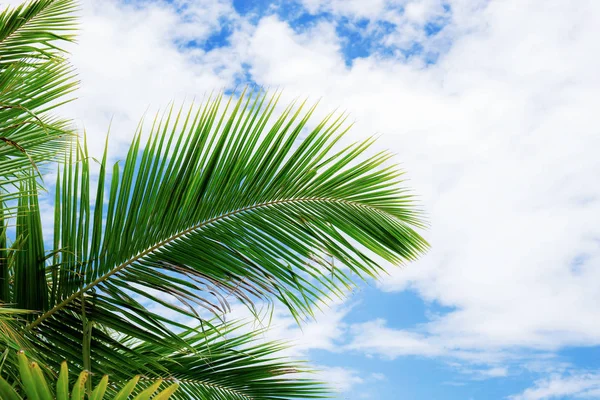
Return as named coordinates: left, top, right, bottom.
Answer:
left=314, top=366, right=364, bottom=393
left=348, top=319, right=443, bottom=358
left=61, top=0, right=242, bottom=155
left=510, top=372, right=600, bottom=400
left=233, top=0, right=600, bottom=370
left=224, top=298, right=353, bottom=358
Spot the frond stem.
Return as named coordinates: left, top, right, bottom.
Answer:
left=27, top=196, right=395, bottom=329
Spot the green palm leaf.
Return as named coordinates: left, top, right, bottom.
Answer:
left=0, top=0, right=77, bottom=67
left=106, top=321, right=329, bottom=400
left=29, top=90, right=427, bottom=333
left=0, top=307, right=39, bottom=385
left=0, top=0, right=77, bottom=221
left=25, top=311, right=329, bottom=399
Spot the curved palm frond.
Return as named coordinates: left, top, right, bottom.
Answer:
left=0, top=0, right=78, bottom=220
left=112, top=321, right=328, bottom=400
left=0, top=307, right=31, bottom=350
left=0, top=0, right=77, bottom=67
left=28, top=90, right=427, bottom=335
left=26, top=312, right=328, bottom=399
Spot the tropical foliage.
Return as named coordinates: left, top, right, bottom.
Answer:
left=0, top=0, right=77, bottom=216
left=0, top=0, right=428, bottom=399
left=0, top=351, right=179, bottom=400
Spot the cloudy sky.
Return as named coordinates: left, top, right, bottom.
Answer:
left=8, top=0, right=600, bottom=398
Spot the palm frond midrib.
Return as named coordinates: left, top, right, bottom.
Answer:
left=28, top=194, right=405, bottom=330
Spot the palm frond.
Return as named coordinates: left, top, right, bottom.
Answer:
left=0, top=0, right=77, bottom=68
left=14, top=175, right=47, bottom=312
left=24, top=311, right=329, bottom=400
left=30, top=90, right=427, bottom=333
left=0, top=307, right=38, bottom=385
left=0, top=0, right=78, bottom=223
left=0, top=307, right=33, bottom=353
left=136, top=321, right=329, bottom=400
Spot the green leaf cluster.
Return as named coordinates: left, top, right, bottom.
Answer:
left=0, top=0, right=78, bottom=214
left=0, top=351, right=179, bottom=399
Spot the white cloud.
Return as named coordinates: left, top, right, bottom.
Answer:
left=347, top=318, right=527, bottom=377
left=233, top=0, right=600, bottom=370
left=236, top=15, right=344, bottom=87
left=61, top=0, right=242, bottom=156
left=223, top=297, right=353, bottom=357
left=510, top=372, right=600, bottom=400
left=314, top=365, right=364, bottom=393
left=370, top=372, right=387, bottom=381
left=348, top=319, right=443, bottom=358
left=476, top=366, right=507, bottom=378
left=459, top=365, right=509, bottom=379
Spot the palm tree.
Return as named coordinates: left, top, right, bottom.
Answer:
left=0, top=0, right=429, bottom=399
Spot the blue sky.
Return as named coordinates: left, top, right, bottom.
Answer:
left=21, top=0, right=600, bottom=398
